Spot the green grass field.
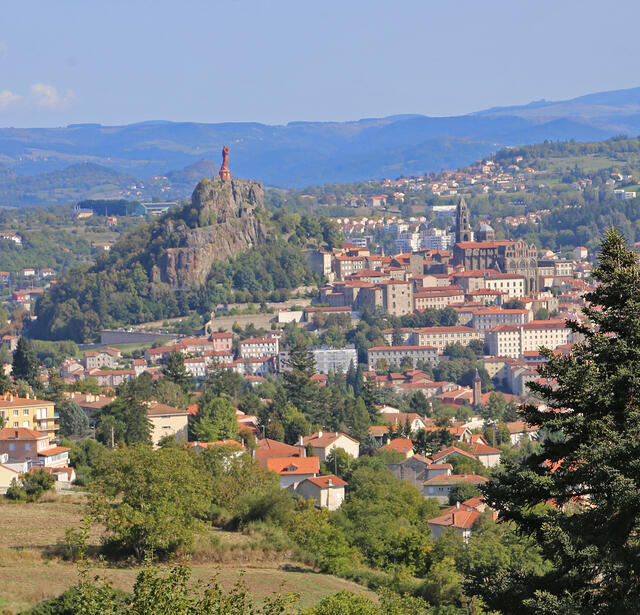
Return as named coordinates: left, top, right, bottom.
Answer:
left=0, top=496, right=372, bottom=614
left=541, top=153, right=639, bottom=174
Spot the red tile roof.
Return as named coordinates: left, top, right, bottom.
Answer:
left=382, top=437, right=414, bottom=453
left=469, top=442, right=502, bottom=456
left=256, top=438, right=301, bottom=460
left=265, top=457, right=320, bottom=475
left=304, top=474, right=348, bottom=488
left=38, top=446, right=70, bottom=456
left=0, top=427, right=48, bottom=439
left=431, top=446, right=478, bottom=463
left=302, top=432, right=359, bottom=448
left=428, top=508, right=481, bottom=529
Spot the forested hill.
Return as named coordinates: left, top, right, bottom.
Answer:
left=32, top=177, right=341, bottom=342
left=4, top=85, right=640, bottom=188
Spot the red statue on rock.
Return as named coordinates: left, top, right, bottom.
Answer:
left=219, top=145, right=231, bottom=181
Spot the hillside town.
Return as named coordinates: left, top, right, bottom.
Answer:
left=0, top=192, right=597, bottom=544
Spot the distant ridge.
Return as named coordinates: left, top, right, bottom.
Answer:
left=1, top=85, right=640, bottom=191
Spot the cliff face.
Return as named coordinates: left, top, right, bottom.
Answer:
left=151, top=178, right=268, bottom=288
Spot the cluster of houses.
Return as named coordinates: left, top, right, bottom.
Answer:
left=335, top=158, right=633, bottom=210
left=0, top=374, right=541, bottom=542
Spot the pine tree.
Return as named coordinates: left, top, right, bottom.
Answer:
left=58, top=399, right=91, bottom=437
left=12, top=336, right=39, bottom=388
left=361, top=374, right=379, bottom=421
left=0, top=366, right=11, bottom=396
left=484, top=228, right=640, bottom=615
left=123, top=396, right=152, bottom=445
left=282, top=338, right=318, bottom=418
left=162, top=350, right=192, bottom=393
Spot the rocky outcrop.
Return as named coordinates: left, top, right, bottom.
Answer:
left=152, top=178, right=268, bottom=288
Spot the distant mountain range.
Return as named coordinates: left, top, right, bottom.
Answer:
left=2, top=85, right=640, bottom=202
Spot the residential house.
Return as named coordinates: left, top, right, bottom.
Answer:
left=422, top=473, right=489, bottom=504
left=83, top=347, right=121, bottom=370
left=264, top=456, right=320, bottom=488
left=0, top=428, right=70, bottom=469
left=255, top=438, right=305, bottom=463
left=88, top=369, right=135, bottom=388
left=427, top=501, right=482, bottom=542
left=387, top=454, right=432, bottom=488
left=209, top=331, right=234, bottom=353
left=506, top=421, right=541, bottom=445
left=381, top=437, right=415, bottom=458
left=469, top=441, right=502, bottom=468
left=0, top=458, right=20, bottom=492
left=301, top=431, right=360, bottom=462
left=430, top=445, right=478, bottom=465
left=293, top=474, right=347, bottom=510
left=382, top=412, right=428, bottom=434
left=146, top=401, right=189, bottom=448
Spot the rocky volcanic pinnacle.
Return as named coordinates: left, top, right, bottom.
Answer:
left=151, top=178, right=268, bottom=288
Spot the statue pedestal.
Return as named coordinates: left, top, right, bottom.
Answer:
left=219, top=168, right=231, bottom=181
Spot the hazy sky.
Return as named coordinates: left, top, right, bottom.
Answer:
left=2, top=0, right=640, bottom=127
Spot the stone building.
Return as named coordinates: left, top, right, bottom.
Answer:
left=452, top=198, right=539, bottom=293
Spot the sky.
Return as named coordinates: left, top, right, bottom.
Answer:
left=2, top=0, right=640, bottom=127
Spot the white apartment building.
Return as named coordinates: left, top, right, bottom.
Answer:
left=471, top=308, right=531, bottom=331
left=312, top=346, right=358, bottom=374
left=414, top=326, right=484, bottom=353
left=395, top=232, right=421, bottom=253
left=414, top=288, right=464, bottom=310
left=485, top=319, right=571, bottom=358
left=238, top=337, right=279, bottom=359
left=484, top=274, right=526, bottom=299
left=420, top=228, right=454, bottom=251
left=184, top=357, right=207, bottom=378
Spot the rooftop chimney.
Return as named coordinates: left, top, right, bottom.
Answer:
left=456, top=501, right=460, bottom=509
left=327, top=477, right=333, bottom=487
left=318, top=430, right=323, bottom=438
left=25, top=392, right=30, bottom=399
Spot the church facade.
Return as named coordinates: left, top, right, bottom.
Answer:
left=452, top=198, right=539, bottom=293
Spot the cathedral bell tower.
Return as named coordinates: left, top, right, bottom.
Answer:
left=456, top=197, right=473, bottom=243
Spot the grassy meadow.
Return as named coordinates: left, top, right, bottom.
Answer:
left=0, top=495, right=372, bottom=614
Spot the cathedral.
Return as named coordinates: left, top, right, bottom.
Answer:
left=452, top=197, right=539, bottom=293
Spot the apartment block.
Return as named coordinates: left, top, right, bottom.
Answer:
left=367, top=345, right=438, bottom=370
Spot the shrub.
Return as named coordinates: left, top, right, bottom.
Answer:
left=5, top=469, right=55, bottom=502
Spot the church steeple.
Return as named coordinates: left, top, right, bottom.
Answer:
left=473, top=368, right=482, bottom=408
left=456, top=197, right=473, bottom=243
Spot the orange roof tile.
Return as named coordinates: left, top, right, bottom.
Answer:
left=265, top=457, right=320, bottom=475
left=304, top=474, right=348, bottom=488
left=0, top=427, right=48, bottom=439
